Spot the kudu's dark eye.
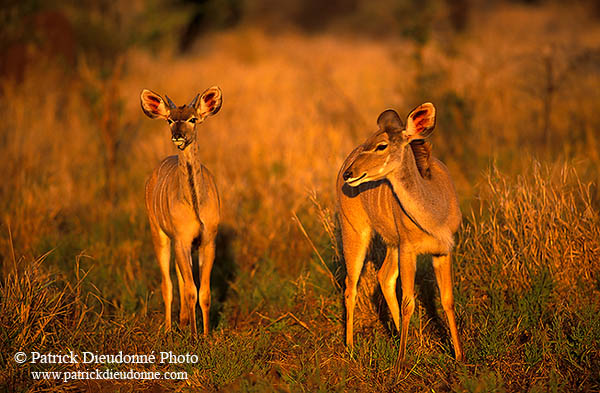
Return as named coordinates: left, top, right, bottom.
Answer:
left=375, top=143, right=388, bottom=151
left=188, top=118, right=197, bottom=124
left=167, top=119, right=174, bottom=125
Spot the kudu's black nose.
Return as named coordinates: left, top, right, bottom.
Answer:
left=343, top=170, right=352, bottom=181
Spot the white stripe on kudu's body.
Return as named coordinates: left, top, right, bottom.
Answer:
left=337, top=103, right=464, bottom=364
left=141, top=87, right=222, bottom=336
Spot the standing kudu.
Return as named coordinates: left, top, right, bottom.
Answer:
left=337, top=103, right=464, bottom=363
left=141, top=87, right=222, bottom=336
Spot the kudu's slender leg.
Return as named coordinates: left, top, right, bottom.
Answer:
left=341, top=219, right=371, bottom=347
left=397, top=248, right=417, bottom=364
left=175, top=263, right=185, bottom=328
left=377, top=247, right=400, bottom=332
left=433, top=253, right=464, bottom=361
left=174, top=241, right=197, bottom=336
left=151, top=226, right=172, bottom=332
left=198, top=228, right=217, bottom=336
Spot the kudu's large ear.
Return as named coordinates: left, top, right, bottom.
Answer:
left=377, top=109, right=403, bottom=131
left=194, top=86, right=222, bottom=119
left=140, top=89, right=171, bottom=120
left=405, top=102, right=436, bottom=139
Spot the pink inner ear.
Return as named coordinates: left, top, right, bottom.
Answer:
left=205, top=101, right=215, bottom=110
left=204, top=93, right=216, bottom=109
left=415, top=118, right=428, bottom=133
left=144, top=95, right=161, bottom=112
left=412, top=110, right=432, bottom=133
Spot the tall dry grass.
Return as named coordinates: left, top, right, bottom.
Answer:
left=460, top=163, right=599, bottom=300
left=453, top=163, right=600, bottom=390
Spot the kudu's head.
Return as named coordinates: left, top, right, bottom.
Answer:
left=140, top=87, right=222, bottom=151
left=343, top=103, right=436, bottom=187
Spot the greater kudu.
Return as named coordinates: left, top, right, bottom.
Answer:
left=337, top=103, right=464, bottom=364
left=140, top=86, right=222, bottom=336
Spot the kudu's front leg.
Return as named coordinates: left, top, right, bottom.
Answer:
left=198, top=229, right=217, bottom=336
left=397, top=248, right=417, bottom=365
left=377, top=247, right=401, bottom=332
left=151, top=226, right=172, bottom=332
left=341, top=221, right=371, bottom=348
left=174, top=240, right=197, bottom=336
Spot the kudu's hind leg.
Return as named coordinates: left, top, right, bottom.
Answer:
left=174, top=241, right=198, bottom=336
left=198, top=228, right=217, bottom=336
left=151, top=227, right=172, bottom=332
left=433, top=253, right=464, bottom=361
left=341, top=222, right=371, bottom=347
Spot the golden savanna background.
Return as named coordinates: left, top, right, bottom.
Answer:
left=1, top=0, right=599, bottom=391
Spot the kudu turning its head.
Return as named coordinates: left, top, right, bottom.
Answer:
left=337, top=102, right=464, bottom=366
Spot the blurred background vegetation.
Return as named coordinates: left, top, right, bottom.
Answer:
left=1, top=0, right=599, bottom=391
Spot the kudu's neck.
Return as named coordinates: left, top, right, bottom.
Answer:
left=177, top=137, right=204, bottom=218
left=385, top=143, right=454, bottom=248
left=178, top=136, right=200, bottom=167
left=388, top=143, right=422, bottom=186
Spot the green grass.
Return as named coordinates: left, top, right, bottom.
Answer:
left=3, top=162, right=599, bottom=392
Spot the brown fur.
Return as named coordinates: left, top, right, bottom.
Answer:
left=410, top=140, right=432, bottom=179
